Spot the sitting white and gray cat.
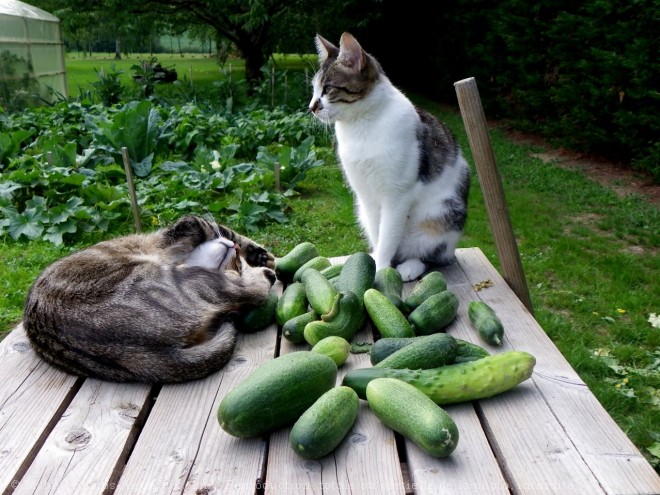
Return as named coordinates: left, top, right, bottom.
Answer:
left=310, top=33, right=470, bottom=281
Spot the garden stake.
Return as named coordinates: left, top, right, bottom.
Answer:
left=120, top=147, right=143, bottom=233
left=454, top=77, right=533, bottom=314
left=46, top=151, right=53, bottom=166
left=274, top=162, right=281, bottom=191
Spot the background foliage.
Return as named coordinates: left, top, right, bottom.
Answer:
left=355, top=0, right=659, bottom=179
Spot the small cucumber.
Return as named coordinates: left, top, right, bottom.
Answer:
left=275, top=242, right=319, bottom=282
left=408, top=290, right=459, bottom=335
left=337, top=252, right=376, bottom=305
left=282, top=310, right=318, bottom=343
left=301, top=268, right=338, bottom=316
left=374, top=333, right=458, bottom=369
left=468, top=301, right=504, bottom=346
left=343, top=351, right=536, bottom=404
left=238, top=290, right=278, bottom=332
left=320, top=264, right=343, bottom=280
left=293, top=256, right=332, bottom=283
left=290, top=386, right=359, bottom=459
left=366, top=378, right=459, bottom=458
left=303, top=291, right=364, bottom=345
left=276, top=282, right=307, bottom=327
left=454, top=339, right=490, bottom=363
left=370, top=336, right=488, bottom=365
left=404, top=271, right=448, bottom=311
left=312, top=336, right=351, bottom=367
left=364, top=288, right=415, bottom=338
left=374, top=267, right=406, bottom=312
left=218, top=351, right=337, bottom=438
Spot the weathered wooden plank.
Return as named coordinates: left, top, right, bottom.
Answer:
left=399, top=277, right=510, bottom=495
left=114, top=284, right=281, bottom=495
left=0, top=325, right=81, bottom=493
left=265, top=255, right=406, bottom=495
left=454, top=247, right=660, bottom=494
left=12, top=379, right=151, bottom=495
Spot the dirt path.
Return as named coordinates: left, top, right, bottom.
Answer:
left=498, top=126, right=660, bottom=207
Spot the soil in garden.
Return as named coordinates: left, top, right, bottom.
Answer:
left=497, top=124, right=660, bottom=207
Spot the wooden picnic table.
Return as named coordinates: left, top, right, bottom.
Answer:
left=1, top=248, right=659, bottom=495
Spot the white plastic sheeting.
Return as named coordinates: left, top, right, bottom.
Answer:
left=0, top=0, right=68, bottom=106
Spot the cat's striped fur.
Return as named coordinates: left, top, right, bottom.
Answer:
left=23, top=216, right=276, bottom=383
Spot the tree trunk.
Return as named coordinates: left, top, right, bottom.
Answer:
left=114, top=39, right=121, bottom=60
left=241, top=45, right=266, bottom=94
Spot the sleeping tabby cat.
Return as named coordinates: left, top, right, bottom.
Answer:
left=310, top=33, right=470, bottom=281
left=23, top=215, right=276, bottom=383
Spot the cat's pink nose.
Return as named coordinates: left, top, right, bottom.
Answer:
left=310, top=99, right=322, bottom=113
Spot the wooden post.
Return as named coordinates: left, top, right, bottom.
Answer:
left=454, top=77, right=534, bottom=313
left=274, top=162, right=281, bottom=191
left=120, top=147, right=143, bottom=233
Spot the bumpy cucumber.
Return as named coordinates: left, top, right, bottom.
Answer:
left=276, top=282, right=307, bottom=327
left=404, top=271, right=448, bottom=311
left=454, top=339, right=490, bottom=363
left=337, top=252, right=376, bottom=305
left=275, top=242, right=319, bottom=282
left=301, top=268, right=338, bottom=316
left=312, top=336, right=351, bottom=367
left=218, top=351, right=337, bottom=438
left=293, top=256, right=332, bottom=283
left=364, top=288, right=415, bottom=338
left=468, top=301, right=504, bottom=346
left=374, top=333, right=458, bottom=369
left=343, top=351, right=536, bottom=404
left=303, top=291, right=364, bottom=345
left=282, top=310, right=318, bottom=343
left=374, top=267, right=406, bottom=312
left=290, top=386, right=359, bottom=459
left=366, top=378, right=459, bottom=458
left=238, top=290, right=278, bottom=332
left=370, top=337, right=489, bottom=365
left=408, top=290, right=459, bottom=335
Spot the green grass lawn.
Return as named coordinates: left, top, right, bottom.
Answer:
left=1, top=56, right=658, bottom=469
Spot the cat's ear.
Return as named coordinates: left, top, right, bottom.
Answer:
left=315, top=34, right=338, bottom=63
left=338, top=32, right=366, bottom=71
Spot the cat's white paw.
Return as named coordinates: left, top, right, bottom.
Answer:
left=395, top=259, right=426, bottom=282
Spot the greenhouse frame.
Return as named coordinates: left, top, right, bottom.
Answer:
left=0, top=0, right=68, bottom=109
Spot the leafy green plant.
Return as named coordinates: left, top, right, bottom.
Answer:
left=256, top=136, right=324, bottom=191
left=91, top=64, right=125, bottom=106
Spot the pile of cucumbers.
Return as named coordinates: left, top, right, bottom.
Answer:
left=220, top=243, right=536, bottom=461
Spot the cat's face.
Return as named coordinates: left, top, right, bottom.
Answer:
left=185, top=237, right=241, bottom=271
left=309, top=33, right=380, bottom=124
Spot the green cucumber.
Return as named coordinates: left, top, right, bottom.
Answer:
left=290, top=386, right=359, bottom=459
left=282, top=310, right=318, bottom=344
left=370, top=336, right=488, bottom=365
left=312, top=336, right=351, bottom=367
left=408, top=290, right=459, bottom=335
left=337, top=252, right=376, bottom=305
left=374, top=333, right=458, bottom=369
left=238, top=290, right=278, bottom=332
left=303, top=291, right=363, bottom=345
left=301, top=268, right=338, bottom=316
left=218, top=351, right=337, bottom=438
left=342, top=350, right=536, bottom=404
left=275, top=242, right=319, bottom=282
left=320, top=264, right=344, bottom=280
left=454, top=339, right=490, bottom=363
left=364, top=288, right=415, bottom=338
left=374, top=267, right=406, bottom=312
left=293, top=256, right=332, bottom=283
left=366, top=378, right=459, bottom=458
left=404, top=271, right=448, bottom=311
left=276, top=282, right=307, bottom=327
left=468, top=301, right=504, bottom=346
